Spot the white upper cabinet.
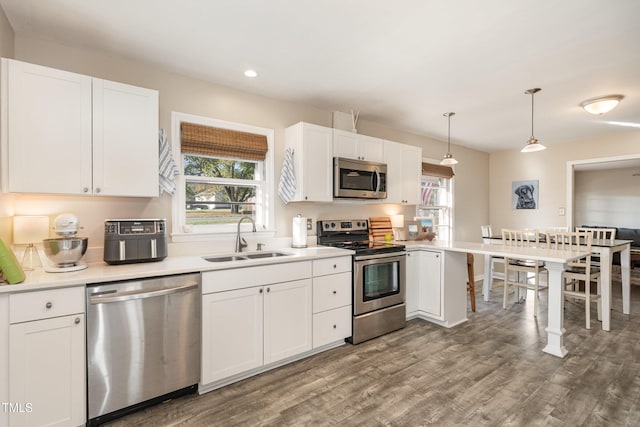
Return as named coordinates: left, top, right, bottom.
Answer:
left=285, top=122, right=333, bottom=202
left=1, top=58, right=159, bottom=197
left=384, top=139, right=422, bottom=204
left=92, top=78, right=159, bottom=196
left=1, top=59, right=92, bottom=194
left=333, top=129, right=384, bottom=162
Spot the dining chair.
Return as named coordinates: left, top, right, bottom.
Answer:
left=546, top=231, right=602, bottom=329
left=501, top=229, right=547, bottom=317
left=480, top=225, right=505, bottom=291
left=467, top=253, right=476, bottom=312
left=576, top=227, right=617, bottom=244
left=575, top=227, right=616, bottom=267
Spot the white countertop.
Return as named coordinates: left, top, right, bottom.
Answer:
left=402, top=239, right=590, bottom=263
left=0, top=246, right=354, bottom=294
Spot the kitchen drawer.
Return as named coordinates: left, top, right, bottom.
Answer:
left=9, top=286, right=85, bottom=324
left=202, top=261, right=312, bottom=294
left=312, top=272, right=351, bottom=313
left=313, top=305, right=352, bottom=348
left=312, top=256, right=351, bottom=277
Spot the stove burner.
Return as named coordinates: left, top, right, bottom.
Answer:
left=316, top=219, right=405, bottom=255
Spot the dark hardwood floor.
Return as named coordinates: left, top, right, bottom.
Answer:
left=107, top=268, right=640, bottom=426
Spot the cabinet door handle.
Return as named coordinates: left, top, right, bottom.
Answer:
left=74, top=317, right=81, bottom=325
left=45, top=302, right=52, bottom=309
left=333, top=324, right=337, bottom=329
left=82, top=187, right=89, bottom=193
left=259, top=288, right=263, bottom=294
left=333, top=290, right=337, bottom=294
left=333, top=264, right=337, bottom=269
left=266, top=287, right=270, bottom=293
left=95, top=187, right=101, bottom=194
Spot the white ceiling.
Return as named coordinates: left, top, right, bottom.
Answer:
left=2, top=0, right=639, bottom=153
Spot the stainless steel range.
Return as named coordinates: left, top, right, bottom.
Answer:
left=317, top=219, right=406, bottom=344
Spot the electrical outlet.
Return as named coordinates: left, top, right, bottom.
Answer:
left=307, top=218, right=312, bottom=230
left=558, top=207, right=565, bottom=216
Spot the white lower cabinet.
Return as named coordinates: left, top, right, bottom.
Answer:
left=263, top=279, right=313, bottom=364
left=7, top=287, right=86, bottom=427
left=201, top=286, right=264, bottom=384
left=201, top=257, right=352, bottom=388
left=311, top=256, right=352, bottom=348
left=419, top=250, right=443, bottom=318
left=201, top=263, right=313, bottom=386
left=405, top=251, right=421, bottom=317
left=406, top=248, right=467, bottom=327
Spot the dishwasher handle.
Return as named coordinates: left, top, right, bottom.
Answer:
left=89, top=282, right=198, bottom=304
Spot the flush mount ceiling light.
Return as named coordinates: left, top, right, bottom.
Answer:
left=580, top=95, right=624, bottom=115
left=244, top=69, right=258, bottom=78
left=440, top=112, right=458, bottom=165
left=521, top=88, right=547, bottom=153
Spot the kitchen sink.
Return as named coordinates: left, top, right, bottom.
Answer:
left=203, top=251, right=292, bottom=262
left=203, top=255, right=249, bottom=262
left=245, top=251, right=291, bottom=259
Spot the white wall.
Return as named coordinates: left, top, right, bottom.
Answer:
left=489, top=131, right=640, bottom=232
left=575, top=167, right=640, bottom=228
left=0, top=6, right=14, bottom=242
left=1, top=35, right=490, bottom=258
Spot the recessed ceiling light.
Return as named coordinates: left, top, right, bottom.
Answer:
left=244, top=69, right=258, bottom=78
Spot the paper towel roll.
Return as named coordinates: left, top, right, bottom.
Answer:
left=292, top=216, right=307, bottom=248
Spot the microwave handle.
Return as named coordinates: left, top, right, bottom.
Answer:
left=374, top=167, right=381, bottom=193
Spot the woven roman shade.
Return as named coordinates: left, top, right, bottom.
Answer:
left=422, top=162, right=455, bottom=179
left=181, top=122, right=268, bottom=161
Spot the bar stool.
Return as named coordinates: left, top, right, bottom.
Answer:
left=467, top=253, right=476, bottom=312
left=480, top=225, right=504, bottom=293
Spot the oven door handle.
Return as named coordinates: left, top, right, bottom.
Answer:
left=354, top=251, right=406, bottom=262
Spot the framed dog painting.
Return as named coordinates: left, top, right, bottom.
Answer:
left=512, top=180, right=539, bottom=209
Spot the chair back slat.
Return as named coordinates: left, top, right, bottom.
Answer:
left=546, top=231, right=593, bottom=270
left=481, top=225, right=492, bottom=238
left=575, top=227, right=616, bottom=244
left=501, top=229, right=541, bottom=247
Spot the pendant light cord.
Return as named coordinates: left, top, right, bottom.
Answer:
left=531, top=91, right=535, bottom=138
left=447, top=114, right=451, bottom=151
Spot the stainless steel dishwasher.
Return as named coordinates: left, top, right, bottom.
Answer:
left=86, top=273, right=200, bottom=425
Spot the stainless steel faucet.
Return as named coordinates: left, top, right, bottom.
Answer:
left=235, top=216, right=256, bottom=252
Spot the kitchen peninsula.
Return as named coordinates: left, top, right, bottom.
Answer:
left=404, top=240, right=589, bottom=358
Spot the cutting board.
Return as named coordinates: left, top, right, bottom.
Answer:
left=369, top=217, right=393, bottom=242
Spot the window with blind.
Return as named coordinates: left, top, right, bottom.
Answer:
left=171, top=112, right=274, bottom=236
left=417, top=161, right=454, bottom=241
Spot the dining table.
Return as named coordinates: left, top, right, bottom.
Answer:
left=481, top=235, right=633, bottom=332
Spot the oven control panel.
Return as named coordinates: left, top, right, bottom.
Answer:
left=318, top=219, right=368, bottom=232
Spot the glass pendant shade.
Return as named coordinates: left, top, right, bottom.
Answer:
left=440, top=112, right=458, bottom=165
left=521, top=88, right=546, bottom=153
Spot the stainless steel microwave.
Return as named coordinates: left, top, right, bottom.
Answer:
left=333, top=157, right=387, bottom=199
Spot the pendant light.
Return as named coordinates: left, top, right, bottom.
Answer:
left=521, top=88, right=546, bottom=153
left=440, top=112, right=458, bottom=165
